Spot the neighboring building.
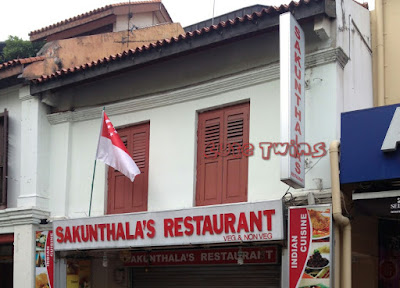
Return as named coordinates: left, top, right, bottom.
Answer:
left=370, top=0, right=400, bottom=106
left=340, top=1, right=400, bottom=287
left=29, top=0, right=173, bottom=42
left=24, top=0, right=371, bottom=287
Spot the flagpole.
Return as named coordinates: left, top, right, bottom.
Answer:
left=88, top=159, right=97, bottom=217
left=89, top=107, right=105, bottom=216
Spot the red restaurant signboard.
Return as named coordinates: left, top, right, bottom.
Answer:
left=289, top=205, right=332, bottom=288
left=120, top=246, right=278, bottom=266
left=54, top=200, right=284, bottom=251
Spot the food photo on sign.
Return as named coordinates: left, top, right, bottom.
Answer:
left=300, top=207, right=331, bottom=288
left=309, top=208, right=331, bottom=239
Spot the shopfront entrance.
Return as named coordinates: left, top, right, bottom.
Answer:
left=54, top=200, right=285, bottom=288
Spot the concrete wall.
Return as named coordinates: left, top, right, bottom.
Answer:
left=336, top=0, right=373, bottom=113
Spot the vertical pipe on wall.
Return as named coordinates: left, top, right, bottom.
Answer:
left=334, top=224, right=341, bottom=288
left=330, top=141, right=351, bottom=288
left=342, top=224, right=352, bottom=288
left=376, top=0, right=385, bottom=106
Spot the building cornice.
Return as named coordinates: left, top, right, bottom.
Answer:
left=48, top=47, right=348, bottom=125
left=0, top=207, right=50, bottom=228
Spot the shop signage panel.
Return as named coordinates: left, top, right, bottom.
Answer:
left=53, top=200, right=284, bottom=251
left=120, top=246, right=278, bottom=266
left=288, top=205, right=332, bottom=288
left=280, top=12, right=305, bottom=189
left=35, top=230, right=54, bottom=288
left=341, top=104, right=400, bottom=184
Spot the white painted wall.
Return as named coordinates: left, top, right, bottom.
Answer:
left=19, top=90, right=51, bottom=209
left=14, top=224, right=35, bottom=288
left=47, top=61, right=339, bottom=218
left=336, top=0, right=373, bottom=112
left=48, top=122, right=71, bottom=218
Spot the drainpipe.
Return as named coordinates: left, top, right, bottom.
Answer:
left=376, top=0, right=385, bottom=106
left=329, top=141, right=351, bottom=288
left=334, top=224, right=340, bottom=288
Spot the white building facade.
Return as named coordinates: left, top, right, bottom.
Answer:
left=0, top=0, right=372, bottom=287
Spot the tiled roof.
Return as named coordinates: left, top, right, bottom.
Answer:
left=29, top=0, right=163, bottom=36
left=0, top=56, right=45, bottom=71
left=32, top=0, right=321, bottom=85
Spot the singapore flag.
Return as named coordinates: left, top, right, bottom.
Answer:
left=96, top=111, right=140, bottom=181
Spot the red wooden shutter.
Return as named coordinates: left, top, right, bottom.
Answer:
left=196, top=103, right=249, bottom=206
left=107, top=122, right=149, bottom=214
left=196, top=110, right=223, bottom=206
left=222, top=103, right=249, bottom=203
left=0, top=109, right=8, bottom=209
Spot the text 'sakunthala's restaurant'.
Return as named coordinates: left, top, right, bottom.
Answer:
left=31, top=13, right=336, bottom=288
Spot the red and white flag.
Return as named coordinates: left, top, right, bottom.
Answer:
left=96, top=111, right=140, bottom=181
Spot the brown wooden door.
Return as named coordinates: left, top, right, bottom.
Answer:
left=107, top=122, right=149, bottom=214
left=196, top=103, right=249, bottom=206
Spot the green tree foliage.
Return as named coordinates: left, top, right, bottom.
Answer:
left=0, top=36, right=45, bottom=64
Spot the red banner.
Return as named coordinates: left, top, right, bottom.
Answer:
left=289, top=205, right=332, bottom=288
left=46, top=231, right=54, bottom=288
left=35, top=231, right=54, bottom=288
left=120, top=246, right=278, bottom=266
left=289, top=208, right=311, bottom=288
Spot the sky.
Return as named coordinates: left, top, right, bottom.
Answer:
left=0, top=0, right=374, bottom=42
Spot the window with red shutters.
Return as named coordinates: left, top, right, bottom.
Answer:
left=196, top=103, right=249, bottom=206
left=107, top=122, right=149, bottom=214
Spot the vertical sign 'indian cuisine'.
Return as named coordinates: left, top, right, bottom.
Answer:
left=280, top=12, right=305, bottom=189
left=289, top=205, right=332, bottom=288
left=35, top=230, right=54, bottom=288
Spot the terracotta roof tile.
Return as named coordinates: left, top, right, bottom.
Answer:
left=0, top=56, right=45, bottom=71
left=29, top=0, right=162, bottom=36
left=32, top=0, right=320, bottom=84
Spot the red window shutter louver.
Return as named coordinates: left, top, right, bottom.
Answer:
left=196, top=110, right=223, bottom=206
left=196, top=103, right=249, bottom=206
left=107, top=122, right=149, bottom=214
